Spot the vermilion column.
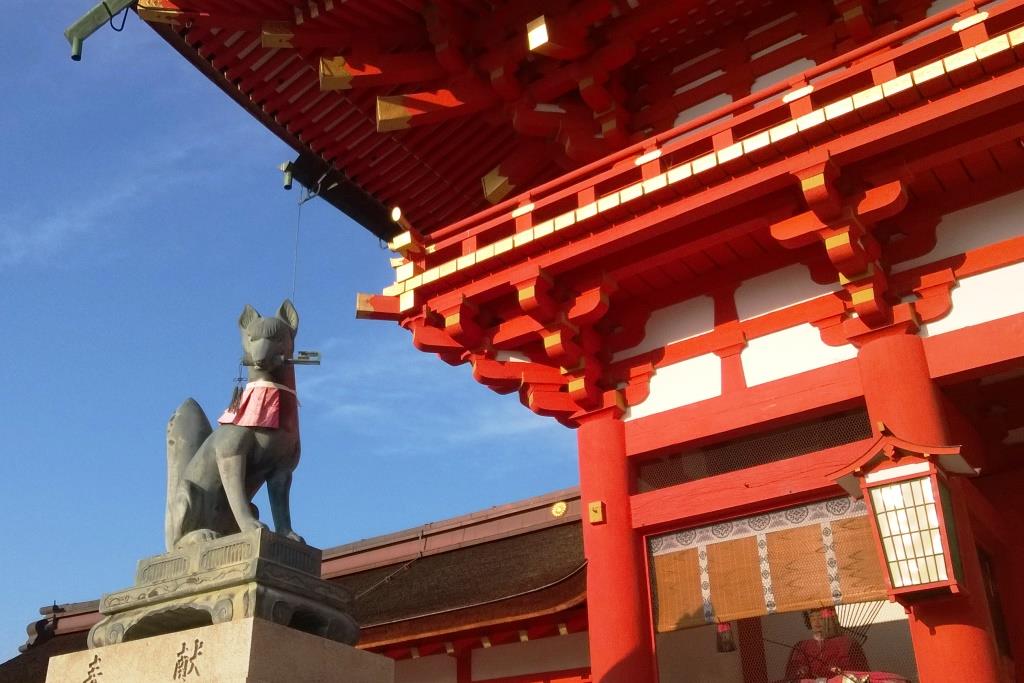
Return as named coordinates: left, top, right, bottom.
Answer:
left=858, top=330, right=1001, bottom=683
left=977, top=471, right=1024, bottom=667
left=456, top=648, right=471, bottom=683
left=576, top=406, right=657, bottom=683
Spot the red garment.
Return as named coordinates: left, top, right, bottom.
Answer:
left=785, top=635, right=870, bottom=680
left=218, top=381, right=293, bottom=429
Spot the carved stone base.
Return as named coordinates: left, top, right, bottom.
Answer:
left=48, top=617, right=393, bottom=683
left=88, top=529, right=359, bottom=649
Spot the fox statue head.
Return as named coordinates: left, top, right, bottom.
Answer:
left=238, top=299, right=299, bottom=374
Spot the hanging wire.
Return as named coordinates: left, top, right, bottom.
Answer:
left=290, top=192, right=303, bottom=302
left=289, top=172, right=331, bottom=301
left=103, top=2, right=129, bottom=31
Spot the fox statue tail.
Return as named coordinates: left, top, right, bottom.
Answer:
left=165, top=399, right=212, bottom=551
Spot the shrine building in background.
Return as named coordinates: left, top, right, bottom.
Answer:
left=6, top=0, right=1024, bottom=681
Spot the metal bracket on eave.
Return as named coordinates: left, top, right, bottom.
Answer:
left=64, top=0, right=136, bottom=61
left=283, top=153, right=398, bottom=241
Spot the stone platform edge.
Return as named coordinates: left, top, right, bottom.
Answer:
left=47, top=617, right=394, bottom=683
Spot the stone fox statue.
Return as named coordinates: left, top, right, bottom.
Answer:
left=165, top=300, right=304, bottom=551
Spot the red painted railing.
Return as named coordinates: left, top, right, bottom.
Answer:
left=407, top=0, right=1013, bottom=276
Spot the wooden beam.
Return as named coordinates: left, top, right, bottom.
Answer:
left=526, top=0, right=614, bottom=60
left=526, top=15, right=587, bottom=59
left=355, top=293, right=401, bottom=321
left=376, top=85, right=496, bottom=132
left=137, top=0, right=266, bottom=29
left=319, top=53, right=446, bottom=91
left=481, top=141, right=553, bottom=204
left=630, top=438, right=874, bottom=530
left=261, top=21, right=423, bottom=49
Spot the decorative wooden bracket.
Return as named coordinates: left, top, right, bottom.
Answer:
left=403, top=314, right=465, bottom=366
left=509, top=273, right=620, bottom=417
left=471, top=355, right=565, bottom=395
left=542, top=321, right=583, bottom=368
left=834, top=0, right=878, bottom=41
left=568, top=277, right=614, bottom=326
left=441, top=296, right=485, bottom=350
left=515, top=269, right=560, bottom=323
left=523, top=383, right=579, bottom=427
left=392, top=266, right=622, bottom=424
left=771, top=163, right=907, bottom=327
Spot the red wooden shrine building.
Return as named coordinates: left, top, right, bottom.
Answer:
left=10, top=0, right=1024, bottom=681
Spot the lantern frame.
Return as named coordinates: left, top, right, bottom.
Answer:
left=829, top=433, right=976, bottom=605
left=860, top=462, right=963, bottom=601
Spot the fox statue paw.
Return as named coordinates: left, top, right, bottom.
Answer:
left=283, top=530, right=305, bottom=544
left=175, top=528, right=221, bottom=549
left=239, top=519, right=270, bottom=533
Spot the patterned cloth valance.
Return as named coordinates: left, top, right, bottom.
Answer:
left=648, top=497, right=888, bottom=632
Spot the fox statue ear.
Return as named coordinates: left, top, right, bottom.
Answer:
left=238, top=304, right=261, bottom=331
left=277, top=299, right=299, bottom=336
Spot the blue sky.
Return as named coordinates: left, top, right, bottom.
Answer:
left=0, top=2, right=577, bottom=659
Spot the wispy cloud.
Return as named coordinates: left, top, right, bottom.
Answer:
left=0, top=184, right=131, bottom=267
left=0, top=115, right=266, bottom=271
left=302, top=331, right=569, bottom=453
left=1, top=10, right=282, bottom=272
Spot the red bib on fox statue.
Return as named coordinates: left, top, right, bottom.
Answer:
left=218, top=380, right=298, bottom=431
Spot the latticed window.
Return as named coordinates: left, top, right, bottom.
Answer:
left=869, top=478, right=948, bottom=588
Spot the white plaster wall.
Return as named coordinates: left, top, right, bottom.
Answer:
left=396, top=654, right=457, bottom=683
left=1004, top=426, right=1024, bottom=445
left=894, top=188, right=1024, bottom=273
left=735, top=263, right=840, bottom=321
left=625, top=353, right=722, bottom=421
left=747, top=12, right=798, bottom=39
left=673, top=93, right=734, bottom=129
left=656, top=624, right=744, bottom=683
left=742, top=323, right=856, bottom=386
left=926, top=0, right=960, bottom=15
left=675, top=69, right=726, bottom=96
left=613, top=295, right=715, bottom=361
left=471, top=632, right=589, bottom=681
left=751, top=58, right=817, bottom=98
left=921, top=260, right=1024, bottom=337
left=672, top=48, right=723, bottom=75
left=494, top=350, right=530, bottom=363
left=751, top=34, right=806, bottom=62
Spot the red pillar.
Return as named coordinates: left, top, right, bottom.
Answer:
left=576, top=407, right=657, bottom=683
left=456, top=646, right=471, bottom=683
left=977, top=471, right=1024, bottom=672
left=858, top=331, right=1002, bottom=683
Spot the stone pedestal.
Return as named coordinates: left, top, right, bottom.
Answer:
left=47, top=617, right=394, bottom=683
left=88, top=529, right=359, bottom=648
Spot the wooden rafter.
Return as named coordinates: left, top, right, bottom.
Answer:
left=134, top=0, right=996, bottom=229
